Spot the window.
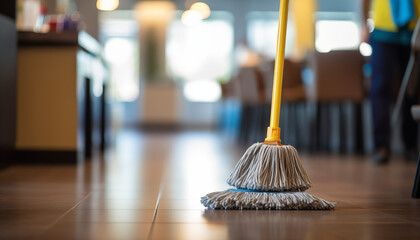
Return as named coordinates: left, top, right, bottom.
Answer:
left=166, top=11, right=234, bottom=102
left=314, top=12, right=360, bottom=53
left=104, top=37, right=139, bottom=102
left=100, top=11, right=140, bottom=102
left=247, top=11, right=296, bottom=59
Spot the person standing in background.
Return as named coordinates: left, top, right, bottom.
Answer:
left=361, top=0, right=420, bottom=164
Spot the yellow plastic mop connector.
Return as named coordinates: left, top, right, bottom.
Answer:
left=264, top=127, right=282, bottom=145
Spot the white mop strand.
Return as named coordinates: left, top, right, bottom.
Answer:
left=227, top=143, right=313, bottom=192
left=201, top=190, right=336, bottom=210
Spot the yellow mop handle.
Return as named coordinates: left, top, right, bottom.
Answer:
left=265, top=0, right=289, bottom=144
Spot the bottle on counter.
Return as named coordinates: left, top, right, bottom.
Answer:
left=48, top=14, right=65, bottom=32
left=34, top=6, right=48, bottom=33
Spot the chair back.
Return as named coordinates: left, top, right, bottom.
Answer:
left=306, top=50, right=366, bottom=102
left=259, top=59, right=306, bottom=102
left=237, top=67, right=265, bottom=104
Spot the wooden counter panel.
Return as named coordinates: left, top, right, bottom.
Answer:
left=17, top=46, right=78, bottom=150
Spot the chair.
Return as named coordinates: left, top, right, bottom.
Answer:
left=304, top=50, right=366, bottom=152
left=236, top=66, right=266, bottom=145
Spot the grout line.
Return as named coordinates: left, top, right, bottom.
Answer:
left=153, top=186, right=164, bottom=222
left=38, top=191, right=95, bottom=235
left=147, top=175, right=166, bottom=240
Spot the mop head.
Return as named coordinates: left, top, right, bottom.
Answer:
left=202, top=143, right=335, bottom=210
left=227, top=143, right=312, bottom=192
left=201, top=189, right=335, bottom=210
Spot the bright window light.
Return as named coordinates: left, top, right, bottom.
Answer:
left=181, top=10, right=203, bottom=26
left=247, top=12, right=296, bottom=59
left=97, top=0, right=119, bottom=11
left=190, top=2, right=211, bottom=19
left=104, top=37, right=139, bottom=102
left=183, top=80, right=221, bottom=102
left=359, top=42, right=372, bottom=56
left=104, top=38, right=133, bottom=63
left=315, top=20, right=360, bottom=53
left=166, top=12, right=234, bottom=102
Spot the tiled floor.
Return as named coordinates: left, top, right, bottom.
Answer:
left=0, top=129, right=420, bottom=240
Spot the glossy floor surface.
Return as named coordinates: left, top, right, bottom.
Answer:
left=1, top=129, right=420, bottom=240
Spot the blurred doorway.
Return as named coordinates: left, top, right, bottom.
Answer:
left=99, top=10, right=140, bottom=128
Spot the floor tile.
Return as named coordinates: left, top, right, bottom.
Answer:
left=150, top=223, right=229, bottom=240
left=315, top=223, right=420, bottom=240
left=150, top=222, right=341, bottom=240
left=294, top=209, right=406, bottom=224
left=379, top=209, right=420, bottom=223
left=0, top=209, right=65, bottom=224
left=39, top=222, right=151, bottom=240
left=60, top=209, right=155, bottom=223
left=158, top=199, right=205, bottom=210
left=75, top=196, right=158, bottom=210
left=0, top=223, right=50, bottom=240
left=155, top=210, right=207, bottom=223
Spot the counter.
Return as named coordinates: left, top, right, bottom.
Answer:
left=16, top=31, right=107, bottom=163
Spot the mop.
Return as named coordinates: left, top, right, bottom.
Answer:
left=201, top=0, right=335, bottom=210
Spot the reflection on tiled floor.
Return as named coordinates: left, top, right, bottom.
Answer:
left=0, top=129, right=420, bottom=239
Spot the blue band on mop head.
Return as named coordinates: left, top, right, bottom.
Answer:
left=228, top=189, right=287, bottom=194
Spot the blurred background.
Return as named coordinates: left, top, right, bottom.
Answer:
left=3, top=2, right=420, bottom=238
left=0, top=0, right=415, bottom=167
